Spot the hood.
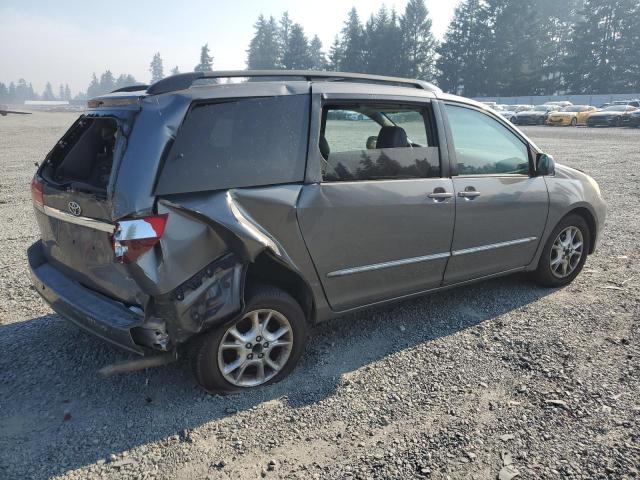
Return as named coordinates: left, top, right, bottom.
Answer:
left=548, top=111, right=574, bottom=117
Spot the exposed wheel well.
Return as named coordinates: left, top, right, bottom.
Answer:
left=244, top=252, right=315, bottom=323
left=566, top=207, right=597, bottom=254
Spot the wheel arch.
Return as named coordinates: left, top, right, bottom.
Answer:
left=244, top=251, right=316, bottom=324
left=565, top=207, right=597, bottom=254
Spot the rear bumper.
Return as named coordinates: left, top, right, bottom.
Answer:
left=28, top=241, right=145, bottom=355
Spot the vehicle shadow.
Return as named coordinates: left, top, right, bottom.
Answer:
left=0, top=273, right=553, bottom=479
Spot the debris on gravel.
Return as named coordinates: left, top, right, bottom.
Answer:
left=0, top=117, right=638, bottom=479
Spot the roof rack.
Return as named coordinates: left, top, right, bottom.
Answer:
left=146, top=70, right=441, bottom=96
left=111, top=84, right=150, bottom=93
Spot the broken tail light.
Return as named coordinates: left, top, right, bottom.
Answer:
left=112, top=214, right=168, bottom=264
left=31, top=176, right=44, bottom=208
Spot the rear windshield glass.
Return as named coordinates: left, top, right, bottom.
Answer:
left=155, top=95, right=309, bottom=194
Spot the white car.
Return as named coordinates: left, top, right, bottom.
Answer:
left=499, top=104, right=533, bottom=122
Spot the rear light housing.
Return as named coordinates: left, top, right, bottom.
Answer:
left=112, top=214, right=168, bottom=264
left=31, top=176, right=44, bottom=208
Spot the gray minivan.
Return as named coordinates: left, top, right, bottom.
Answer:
left=28, top=71, right=606, bottom=393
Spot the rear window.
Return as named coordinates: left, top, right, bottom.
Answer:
left=41, top=115, right=120, bottom=194
left=155, top=95, right=309, bottom=194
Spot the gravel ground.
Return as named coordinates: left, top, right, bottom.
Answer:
left=0, top=114, right=638, bottom=480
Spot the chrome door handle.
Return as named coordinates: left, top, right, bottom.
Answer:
left=458, top=190, right=481, bottom=198
left=427, top=192, right=454, bottom=199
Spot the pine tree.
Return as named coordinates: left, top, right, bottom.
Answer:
left=282, top=23, right=311, bottom=69
left=194, top=44, right=213, bottom=72
left=328, top=36, right=343, bottom=70
left=484, top=0, right=547, bottom=96
left=308, top=35, right=327, bottom=70
left=87, top=73, right=101, bottom=98
left=536, top=0, right=585, bottom=93
left=58, top=84, right=65, bottom=100
left=149, top=52, right=164, bottom=83
left=566, top=0, right=640, bottom=93
left=42, top=82, right=55, bottom=101
left=64, top=84, right=72, bottom=100
left=340, top=8, right=366, bottom=73
left=436, top=0, right=492, bottom=96
left=400, top=0, right=437, bottom=80
left=363, top=6, right=403, bottom=75
left=114, top=74, right=139, bottom=90
left=170, top=66, right=180, bottom=76
left=247, top=15, right=280, bottom=69
left=278, top=12, right=293, bottom=67
left=100, top=70, right=115, bottom=93
left=0, top=83, right=8, bottom=102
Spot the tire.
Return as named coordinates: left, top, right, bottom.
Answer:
left=571, top=117, right=577, bottom=126
left=532, top=214, right=591, bottom=288
left=192, top=284, right=308, bottom=394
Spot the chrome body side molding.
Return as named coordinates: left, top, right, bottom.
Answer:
left=327, top=252, right=451, bottom=278
left=326, top=237, right=538, bottom=278
left=451, top=237, right=538, bottom=256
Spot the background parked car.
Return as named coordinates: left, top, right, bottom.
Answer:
left=512, top=104, right=561, bottom=125
left=612, top=99, right=640, bottom=108
left=546, top=105, right=598, bottom=126
left=627, top=109, right=640, bottom=127
left=544, top=101, right=573, bottom=108
left=499, top=104, right=532, bottom=122
left=587, top=105, right=638, bottom=127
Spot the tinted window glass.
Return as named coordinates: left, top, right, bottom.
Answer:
left=322, top=105, right=440, bottom=181
left=445, top=105, right=530, bottom=175
left=155, top=95, right=309, bottom=194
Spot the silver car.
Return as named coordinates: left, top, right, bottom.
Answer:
left=28, top=71, right=606, bottom=393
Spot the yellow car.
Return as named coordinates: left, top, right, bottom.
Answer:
left=546, top=105, right=598, bottom=126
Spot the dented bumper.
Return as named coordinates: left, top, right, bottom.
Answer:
left=28, top=241, right=146, bottom=355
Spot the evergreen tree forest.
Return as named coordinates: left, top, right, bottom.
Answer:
left=2, top=0, right=638, bottom=104
left=246, top=0, right=640, bottom=96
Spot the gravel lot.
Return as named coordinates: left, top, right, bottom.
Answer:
left=0, top=113, right=638, bottom=480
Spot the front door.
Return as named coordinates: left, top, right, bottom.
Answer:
left=298, top=99, right=455, bottom=311
left=442, top=103, right=549, bottom=284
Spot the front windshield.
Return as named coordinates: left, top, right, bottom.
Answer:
left=603, top=105, right=627, bottom=111
left=533, top=106, right=550, bottom=112
left=561, top=106, right=585, bottom=112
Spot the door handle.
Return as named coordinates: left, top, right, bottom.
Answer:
left=428, top=187, right=454, bottom=201
left=458, top=187, right=481, bottom=199
left=428, top=192, right=454, bottom=199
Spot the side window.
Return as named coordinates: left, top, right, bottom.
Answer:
left=445, top=104, right=530, bottom=175
left=155, top=95, right=309, bottom=195
left=321, top=104, right=440, bottom=181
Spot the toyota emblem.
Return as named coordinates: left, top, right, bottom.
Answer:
left=68, top=201, right=82, bottom=216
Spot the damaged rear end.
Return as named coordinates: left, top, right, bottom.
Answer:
left=28, top=83, right=311, bottom=358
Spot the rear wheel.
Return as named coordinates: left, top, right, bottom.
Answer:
left=571, top=117, right=577, bottom=126
left=532, top=214, right=591, bottom=287
left=192, top=285, right=308, bottom=393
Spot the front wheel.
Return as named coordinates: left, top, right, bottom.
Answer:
left=571, top=117, right=577, bottom=126
left=192, top=285, right=308, bottom=393
left=532, top=214, right=591, bottom=287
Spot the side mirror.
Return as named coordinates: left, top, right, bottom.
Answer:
left=536, top=153, right=555, bottom=176
left=366, top=136, right=378, bottom=150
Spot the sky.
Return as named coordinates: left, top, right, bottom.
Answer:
left=0, top=0, right=460, bottom=95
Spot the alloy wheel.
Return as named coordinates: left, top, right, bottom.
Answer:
left=217, top=309, right=294, bottom=387
left=550, top=226, right=583, bottom=278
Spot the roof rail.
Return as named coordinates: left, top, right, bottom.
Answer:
left=111, top=84, right=150, bottom=93
left=146, top=70, right=441, bottom=96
